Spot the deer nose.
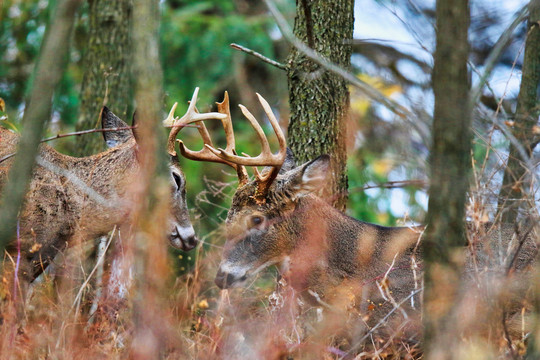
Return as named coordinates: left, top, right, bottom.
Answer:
left=215, top=267, right=247, bottom=289
left=170, top=225, right=198, bottom=251
left=182, top=234, right=198, bottom=251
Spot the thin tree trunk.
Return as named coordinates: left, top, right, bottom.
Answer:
left=0, top=0, right=82, bottom=248
left=128, top=0, right=170, bottom=358
left=498, top=0, right=540, bottom=223
left=75, top=0, right=133, bottom=156
left=286, top=0, right=354, bottom=210
left=423, top=0, right=471, bottom=358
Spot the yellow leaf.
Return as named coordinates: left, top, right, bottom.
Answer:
left=0, top=98, right=4, bottom=112
left=198, top=299, right=209, bottom=309
left=376, top=212, right=389, bottom=224
left=372, top=158, right=393, bottom=176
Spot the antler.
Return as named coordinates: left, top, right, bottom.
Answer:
left=165, top=87, right=248, bottom=185
left=205, top=93, right=287, bottom=199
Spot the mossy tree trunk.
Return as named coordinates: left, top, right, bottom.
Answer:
left=75, top=0, right=132, bottom=156
left=286, top=0, right=354, bottom=211
left=423, top=0, right=471, bottom=358
left=498, top=0, right=540, bottom=223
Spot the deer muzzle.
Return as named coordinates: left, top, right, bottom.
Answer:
left=214, top=262, right=249, bottom=289
left=170, top=225, right=198, bottom=251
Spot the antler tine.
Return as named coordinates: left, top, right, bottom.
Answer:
left=169, top=89, right=249, bottom=185
left=256, top=93, right=287, bottom=160
left=163, top=102, right=178, bottom=127
left=177, top=118, right=223, bottom=162
left=239, top=104, right=271, bottom=156
left=206, top=94, right=287, bottom=168
left=166, top=87, right=227, bottom=157
left=216, top=92, right=237, bottom=154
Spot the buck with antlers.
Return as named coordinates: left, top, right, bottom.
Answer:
left=173, top=88, right=538, bottom=337
left=0, top=107, right=198, bottom=287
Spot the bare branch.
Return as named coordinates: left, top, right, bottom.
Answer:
left=230, top=43, right=287, bottom=71
left=349, top=179, right=427, bottom=193
left=0, top=126, right=139, bottom=165
left=469, top=5, right=529, bottom=108
left=262, top=0, right=429, bottom=139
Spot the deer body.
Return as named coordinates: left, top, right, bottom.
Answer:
left=0, top=107, right=198, bottom=283
left=214, top=153, right=537, bottom=341
left=215, top=156, right=425, bottom=313
left=171, top=89, right=537, bottom=338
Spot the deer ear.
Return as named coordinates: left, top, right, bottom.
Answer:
left=286, top=155, right=330, bottom=199
left=101, top=106, right=134, bottom=148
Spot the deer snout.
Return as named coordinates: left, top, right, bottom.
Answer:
left=215, top=263, right=248, bottom=289
left=170, top=225, right=198, bottom=251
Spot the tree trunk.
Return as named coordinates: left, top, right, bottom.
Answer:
left=423, top=0, right=471, bottom=358
left=286, top=0, right=354, bottom=211
left=498, top=0, right=540, bottom=223
left=128, top=0, right=169, bottom=358
left=75, top=0, right=132, bottom=156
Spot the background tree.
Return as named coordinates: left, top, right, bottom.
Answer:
left=75, top=0, right=133, bottom=156
left=423, top=0, right=471, bottom=358
left=286, top=0, right=354, bottom=210
left=498, top=0, right=540, bottom=223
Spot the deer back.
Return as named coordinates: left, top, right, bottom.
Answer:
left=0, top=107, right=198, bottom=281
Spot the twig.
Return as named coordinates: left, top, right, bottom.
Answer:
left=349, top=179, right=427, bottom=193
left=40, top=125, right=137, bottom=143
left=0, top=126, right=140, bottom=165
left=86, top=235, right=109, bottom=326
left=55, top=227, right=115, bottom=349
left=262, top=0, right=425, bottom=137
left=13, top=219, right=21, bottom=303
left=0, top=0, right=83, bottom=246
left=230, top=43, right=287, bottom=71
left=469, top=4, right=529, bottom=108
left=0, top=122, right=200, bottom=165
left=340, top=287, right=423, bottom=359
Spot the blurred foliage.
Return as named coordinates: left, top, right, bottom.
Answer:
left=0, top=0, right=88, bottom=126
left=161, top=0, right=275, bottom=108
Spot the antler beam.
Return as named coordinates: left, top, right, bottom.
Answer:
left=167, top=88, right=249, bottom=184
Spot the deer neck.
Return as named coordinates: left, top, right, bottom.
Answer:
left=281, top=196, right=362, bottom=294
left=35, top=140, right=139, bottom=237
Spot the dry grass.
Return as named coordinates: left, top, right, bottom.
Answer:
left=0, top=214, right=537, bottom=359
left=1, top=159, right=539, bottom=359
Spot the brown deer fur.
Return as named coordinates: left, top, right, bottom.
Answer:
left=0, top=107, right=197, bottom=285
left=214, top=152, right=538, bottom=336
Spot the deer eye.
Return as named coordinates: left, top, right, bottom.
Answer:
left=172, top=172, right=183, bottom=191
left=250, top=215, right=264, bottom=227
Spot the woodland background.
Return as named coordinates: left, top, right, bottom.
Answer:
left=0, top=0, right=539, bottom=358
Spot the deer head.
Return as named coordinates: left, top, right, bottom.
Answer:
left=215, top=153, right=330, bottom=288
left=174, top=88, right=330, bottom=288
left=85, top=106, right=200, bottom=251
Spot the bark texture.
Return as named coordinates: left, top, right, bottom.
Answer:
left=286, top=0, right=354, bottom=210
left=128, top=0, right=168, bottom=358
left=498, top=1, right=540, bottom=223
left=423, top=0, right=471, bottom=358
left=75, top=0, right=132, bottom=156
